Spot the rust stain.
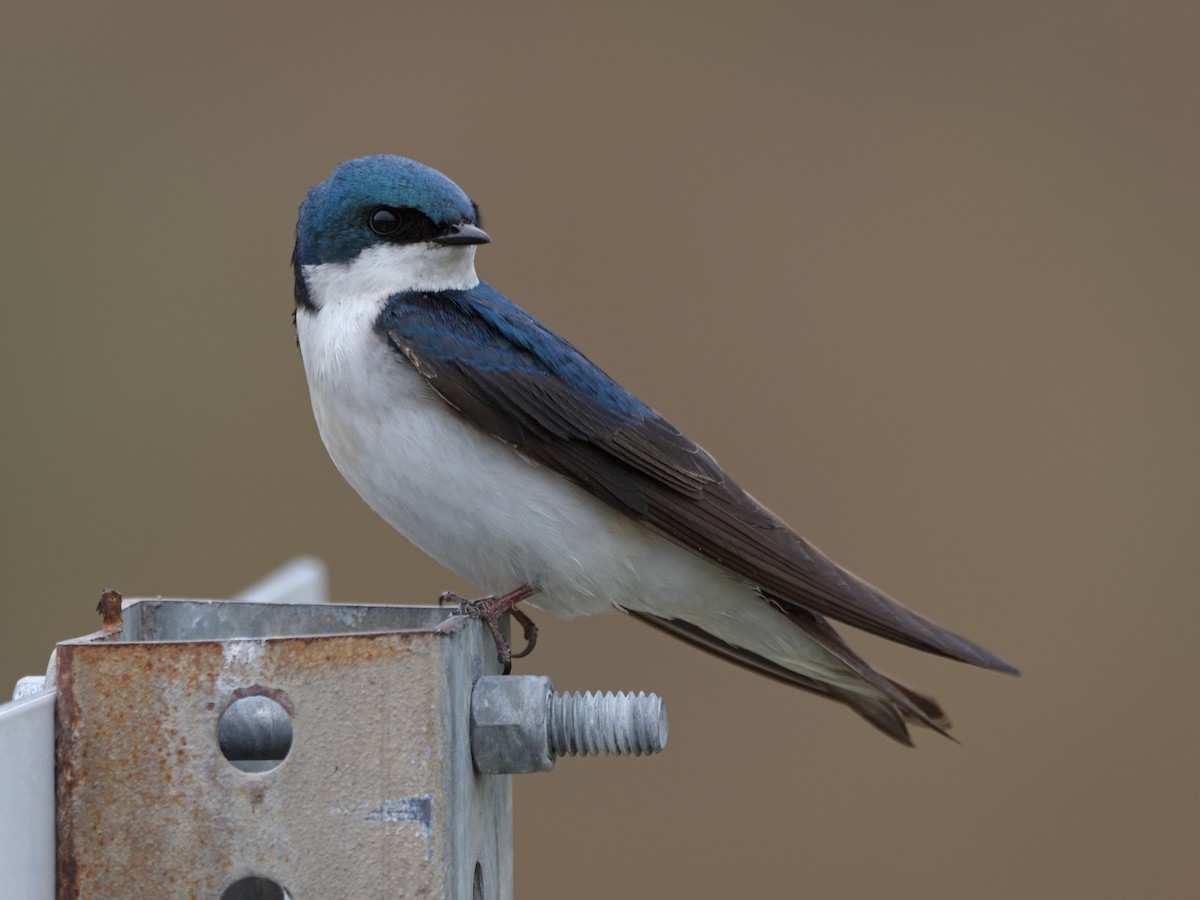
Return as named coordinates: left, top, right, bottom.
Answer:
left=95, top=588, right=124, bottom=634
left=252, top=627, right=431, bottom=662
left=55, top=644, right=81, bottom=898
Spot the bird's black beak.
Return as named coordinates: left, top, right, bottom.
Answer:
left=434, top=223, right=491, bottom=245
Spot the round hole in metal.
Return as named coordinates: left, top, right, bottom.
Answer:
left=218, top=694, right=293, bottom=773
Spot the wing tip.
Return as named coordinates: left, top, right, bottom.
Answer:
left=949, top=637, right=1020, bottom=676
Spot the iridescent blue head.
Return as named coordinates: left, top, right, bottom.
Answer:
left=293, top=155, right=488, bottom=309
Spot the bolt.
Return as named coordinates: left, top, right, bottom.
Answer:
left=470, top=675, right=668, bottom=775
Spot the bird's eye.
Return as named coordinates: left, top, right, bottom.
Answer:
left=368, top=208, right=401, bottom=235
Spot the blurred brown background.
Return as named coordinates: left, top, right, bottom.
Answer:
left=2, top=2, right=1196, bottom=897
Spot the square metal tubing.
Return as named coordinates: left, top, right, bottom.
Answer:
left=55, top=600, right=511, bottom=899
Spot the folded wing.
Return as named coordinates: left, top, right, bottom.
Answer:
left=377, top=284, right=1017, bottom=675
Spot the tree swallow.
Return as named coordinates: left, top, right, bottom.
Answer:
left=292, top=155, right=1017, bottom=744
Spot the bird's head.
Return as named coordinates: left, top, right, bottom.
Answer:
left=293, top=155, right=489, bottom=310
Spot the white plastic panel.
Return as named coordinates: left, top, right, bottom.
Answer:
left=0, top=689, right=56, bottom=900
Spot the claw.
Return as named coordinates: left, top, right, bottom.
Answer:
left=508, top=606, right=538, bottom=659
left=442, top=585, right=539, bottom=674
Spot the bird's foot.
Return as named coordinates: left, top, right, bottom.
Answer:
left=439, top=584, right=539, bottom=674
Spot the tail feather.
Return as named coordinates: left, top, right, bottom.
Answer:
left=888, top=678, right=952, bottom=730
left=828, top=690, right=914, bottom=745
left=778, top=603, right=955, bottom=740
left=626, top=608, right=950, bottom=745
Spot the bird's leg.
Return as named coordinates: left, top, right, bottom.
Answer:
left=439, top=584, right=539, bottom=674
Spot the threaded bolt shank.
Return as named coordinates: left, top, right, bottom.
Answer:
left=548, top=691, right=667, bottom=758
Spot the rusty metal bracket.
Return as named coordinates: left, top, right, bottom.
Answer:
left=55, top=600, right=511, bottom=900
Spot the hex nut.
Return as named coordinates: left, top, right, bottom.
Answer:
left=470, top=675, right=554, bottom=774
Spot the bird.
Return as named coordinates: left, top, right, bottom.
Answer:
left=292, top=154, right=1017, bottom=745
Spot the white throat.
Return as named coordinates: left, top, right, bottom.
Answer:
left=296, top=242, right=480, bottom=384
left=302, top=242, right=480, bottom=313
